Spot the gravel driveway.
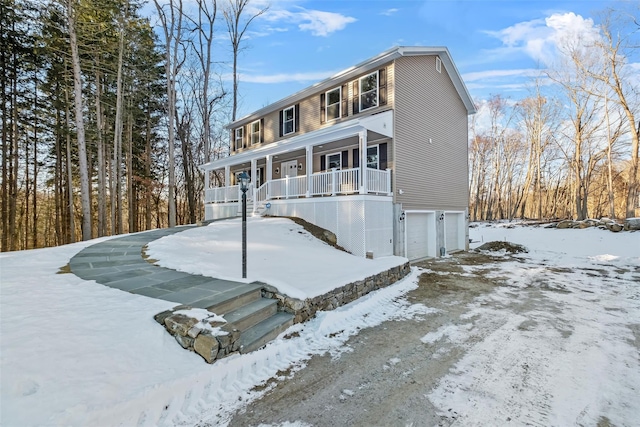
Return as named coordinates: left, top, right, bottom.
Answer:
left=227, top=250, right=640, bottom=426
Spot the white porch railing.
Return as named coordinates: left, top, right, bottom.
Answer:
left=366, top=167, right=392, bottom=194
left=269, top=175, right=308, bottom=199
left=205, top=184, right=240, bottom=203
left=205, top=168, right=391, bottom=204
left=310, top=168, right=360, bottom=196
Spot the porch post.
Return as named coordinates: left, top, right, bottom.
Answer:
left=251, top=159, right=257, bottom=213
left=224, top=165, right=230, bottom=202
left=360, top=130, right=368, bottom=194
left=266, top=155, right=272, bottom=200
left=306, top=145, right=313, bottom=197
left=204, top=169, right=210, bottom=189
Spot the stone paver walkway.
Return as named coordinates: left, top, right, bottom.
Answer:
left=69, top=225, right=262, bottom=309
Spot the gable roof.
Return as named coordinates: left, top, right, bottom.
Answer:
left=227, top=46, right=476, bottom=130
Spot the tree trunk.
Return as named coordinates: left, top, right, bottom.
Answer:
left=95, top=67, right=107, bottom=237
left=113, top=21, right=125, bottom=235
left=65, top=94, right=76, bottom=244
left=67, top=0, right=92, bottom=241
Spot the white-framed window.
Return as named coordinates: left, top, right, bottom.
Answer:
left=282, top=105, right=295, bottom=135
left=360, top=71, right=379, bottom=112
left=366, top=145, right=379, bottom=169
left=325, top=87, right=341, bottom=122
left=234, top=127, right=244, bottom=149
left=436, top=56, right=442, bottom=73
left=326, top=152, right=342, bottom=170
left=250, top=120, right=261, bottom=145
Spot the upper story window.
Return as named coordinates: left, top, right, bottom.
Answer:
left=283, top=106, right=295, bottom=135
left=280, top=105, right=299, bottom=137
left=359, top=71, right=378, bottom=112
left=325, top=87, right=341, bottom=122
left=234, top=127, right=244, bottom=150
left=250, top=120, right=261, bottom=145
left=353, top=68, right=386, bottom=115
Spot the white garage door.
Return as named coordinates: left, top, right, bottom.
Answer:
left=406, top=212, right=435, bottom=261
left=445, top=212, right=464, bottom=252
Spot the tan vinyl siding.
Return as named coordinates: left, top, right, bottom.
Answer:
left=263, top=110, right=279, bottom=143
left=231, top=64, right=396, bottom=151
left=394, top=55, right=469, bottom=211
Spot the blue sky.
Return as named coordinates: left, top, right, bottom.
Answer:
left=216, top=0, right=626, bottom=118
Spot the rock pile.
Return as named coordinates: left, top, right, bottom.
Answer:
left=547, top=218, right=639, bottom=233
left=475, top=241, right=529, bottom=254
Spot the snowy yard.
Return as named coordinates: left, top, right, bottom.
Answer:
left=1, top=219, right=639, bottom=426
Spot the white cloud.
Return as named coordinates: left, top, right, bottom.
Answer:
left=265, top=7, right=356, bottom=37
left=463, top=68, right=543, bottom=82
left=380, top=8, right=399, bottom=16
left=485, top=12, right=602, bottom=66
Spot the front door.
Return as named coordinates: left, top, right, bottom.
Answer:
left=282, top=160, right=298, bottom=178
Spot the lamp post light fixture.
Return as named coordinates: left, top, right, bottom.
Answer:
left=239, top=171, right=250, bottom=279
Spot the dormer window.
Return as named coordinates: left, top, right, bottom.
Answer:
left=359, top=71, right=378, bottom=112
left=325, top=87, right=341, bottom=122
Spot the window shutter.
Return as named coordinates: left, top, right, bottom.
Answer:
left=380, top=143, right=388, bottom=170
left=320, top=93, right=326, bottom=124
left=353, top=148, right=359, bottom=168
left=260, top=118, right=264, bottom=143
left=352, top=80, right=359, bottom=114
left=379, top=68, right=387, bottom=106
left=341, top=150, right=348, bottom=168
left=341, top=84, right=348, bottom=117
left=230, top=129, right=235, bottom=151
left=242, top=125, right=246, bottom=148
left=295, top=104, right=300, bottom=132
left=279, top=110, right=283, bottom=137
left=320, top=155, right=326, bottom=171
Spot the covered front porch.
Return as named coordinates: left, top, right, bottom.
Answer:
left=200, top=111, right=395, bottom=218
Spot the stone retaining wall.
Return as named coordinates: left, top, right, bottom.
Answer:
left=154, top=262, right=412, bottom=363
left=153, top=308, right=241, bottom=363
left=261, top=262, right=412, bottom=324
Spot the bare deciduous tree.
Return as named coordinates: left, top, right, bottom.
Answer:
left=154, top=0, right=186, bottom=228
left=223, top=0, right=268, bottom=121
left=66, top=0, right=92, bottom=240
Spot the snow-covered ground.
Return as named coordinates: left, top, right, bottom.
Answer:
left=427, top=223, right=640, bottom=426
left=145, top=217, right=407, bottom=299
left=1, top=220, right=638, bottom=426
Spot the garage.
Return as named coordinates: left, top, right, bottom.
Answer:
left=405, top=211, right=436, bottom=261
left=445, top=212, right=465, bottom=253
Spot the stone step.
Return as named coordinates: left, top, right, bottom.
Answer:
left=223, top=298, right=277, bottom=332
left=194, top=285, right=262, bottom=315
left=239, top=312, right=294, bottom=354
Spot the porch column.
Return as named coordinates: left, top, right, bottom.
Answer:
left=204, top=169, right=210, bottom=189
left=224, top=165, right=230, bottom=202
left=266, top=155, right=272, bottom=200
left=306, top=145, right=313, bottom=197
left=251, top=158, right=257, bottom=212
left=359, top=130, right=368, bottom=194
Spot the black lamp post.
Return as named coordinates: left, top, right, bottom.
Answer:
left=239, top=171, right=250, bottom=278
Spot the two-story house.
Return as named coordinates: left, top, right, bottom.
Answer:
left=199, top=46, right=476, bottom=260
